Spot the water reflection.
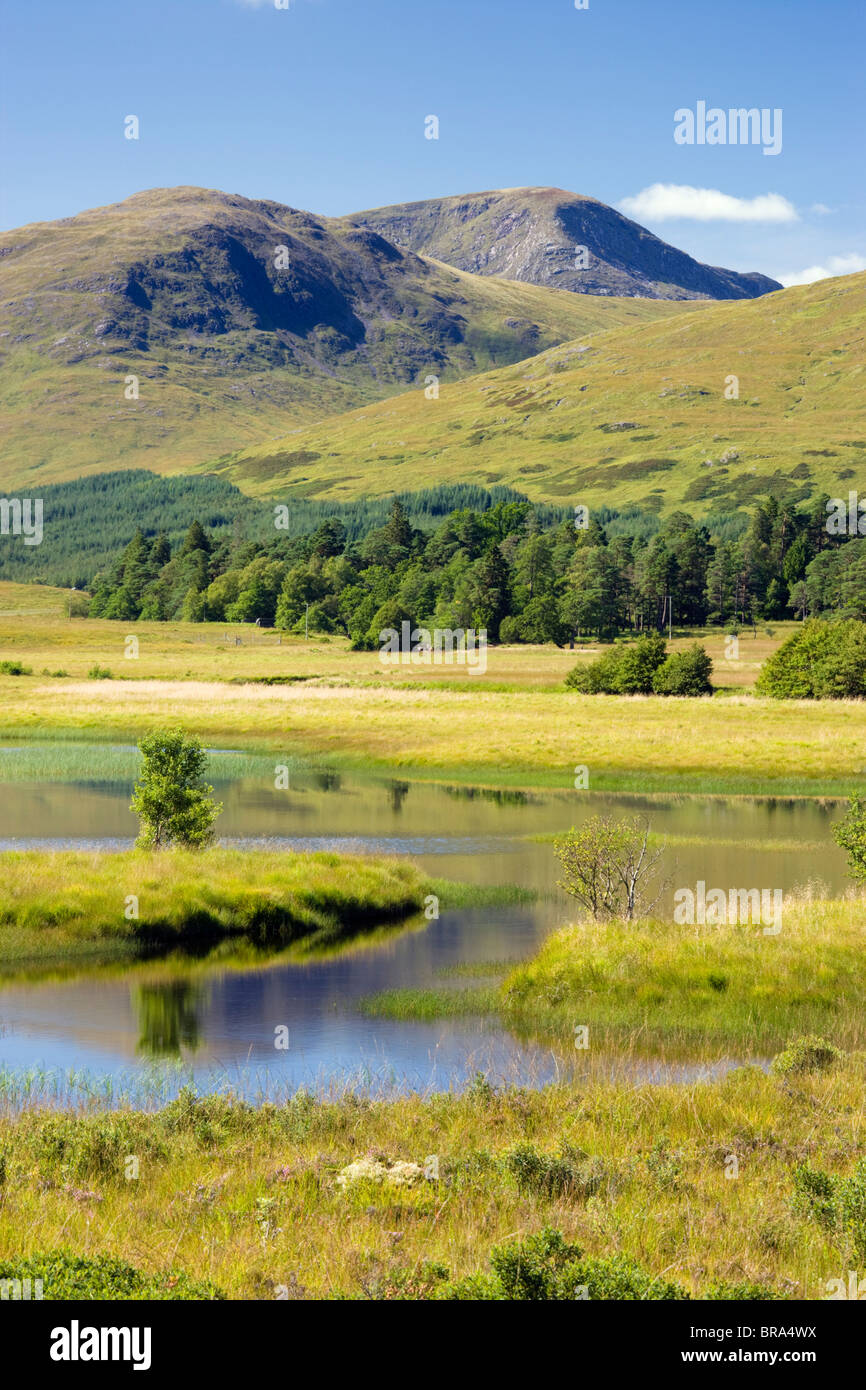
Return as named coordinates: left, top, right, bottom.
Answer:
left=0, top=760, right=852, bottom=1100
left=133, top=982, right=204, bottom=1059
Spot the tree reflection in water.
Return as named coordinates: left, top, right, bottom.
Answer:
left=132, top=981, right=203, bottom=1058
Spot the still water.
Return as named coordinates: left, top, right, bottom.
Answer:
left=0, top=759, right=849, bottom=1101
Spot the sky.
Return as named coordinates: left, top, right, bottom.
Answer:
left=1, top=0, right=863, bottom=286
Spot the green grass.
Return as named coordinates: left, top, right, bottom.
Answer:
left=500, top=892, right=866, bottom=1055
left=221, top=270, right=866, bottom=513
left=0, top=1062, right=864, bottom=1298
left=357, top=986, right=499, bottom=1021
left=0, top=848, right=427, bottom=968
left=0, top=1250, right=223, bottom=1300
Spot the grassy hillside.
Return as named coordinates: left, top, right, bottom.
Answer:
left=350, top=185, right=780, bottom=300
left=0, top=187, right=694, bottom=488
left=216, top=270, right=866, bottom=512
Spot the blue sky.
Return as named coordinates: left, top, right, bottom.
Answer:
left=1, top=0, right=863, bottom=284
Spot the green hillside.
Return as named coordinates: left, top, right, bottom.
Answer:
left=0, top=187, right=694, bottom=489
left=213, top=270, right=866, bottom=514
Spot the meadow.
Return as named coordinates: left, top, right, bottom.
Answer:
left=0, top=584, right=864, bottom=1302
left=0, top=593, right=861, bottom=795
left=0, top=1057, right=863, bottom=1300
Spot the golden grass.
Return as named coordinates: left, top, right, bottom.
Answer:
left=501, top=891, right=866, bottom=1054
left=0, top=1062, right=862, bottom=1298
left=0, top=672, right=861, bottom=794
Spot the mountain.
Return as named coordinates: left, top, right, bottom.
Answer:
left=212, top=270, right=866, bottom=516
left=348, top=187, right=781, bottom=301
left=0, top=187, right=695, bottom=488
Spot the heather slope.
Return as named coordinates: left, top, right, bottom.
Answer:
left=217, top=270, right=866, bottom=511
left=0, top=187, right=692, bottom=487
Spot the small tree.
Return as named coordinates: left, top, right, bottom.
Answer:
left=131, top=728, right=222, bottom=849
left=833, top=795, right=866, bottom=883
left=553, top=815, right=666, bottom=921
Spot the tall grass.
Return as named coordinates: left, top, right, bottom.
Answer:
left=0, top=1059, right=863, bottom=1299
left=0, top=848, right=427, bottom=965
left=501, top=890, right=866, bottom=1054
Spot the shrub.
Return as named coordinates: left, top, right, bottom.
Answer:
left=505, top=1143, right=608, bottom=1200
left=705, top=1280, right=785, bottom=1300
left=770, top=1035, right=844, bottom=1077
left=832, top=795, right=866, bottom=882
left=793, top=1158, right=866, bottom=1259
left=0, top=660, right=32, bottom=676
left=0, top=1249, right=223, bottom=1300
left=87, top=664, right=113, bottom=680
left=438, top=1228, right=689, bottom=1301
left=651, top=643, right=713, bottom=695
left=553, top=814, right=665, bottom=920
left=756, top=619, right=866, bottom=699
left=565, top=633, right=667, bottom=694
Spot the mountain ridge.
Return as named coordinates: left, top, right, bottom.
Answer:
left=0, top=185, right=701, bottom=486
left=348, top=185, right=781, bottom=301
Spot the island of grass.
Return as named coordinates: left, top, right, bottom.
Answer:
left=0, top=848, right=430, bottom=967
left=359, top=892, right=866, bottom=1057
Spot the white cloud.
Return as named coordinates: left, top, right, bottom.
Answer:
left=619, top=183, right=798, bottom=224
left=778, top=253, right=866, bottom=287
left=809, top=203, right=833, bottom=215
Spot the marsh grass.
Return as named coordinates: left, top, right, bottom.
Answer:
left=357, top=986, right=499, bottom=1021
left=0, top=1061, right=863, bottom=1299
left=501, top=890, right=866, bottom=1054
left=0, top=848, right=427, bottom=966
left=0, top=677, right=860, bottom=795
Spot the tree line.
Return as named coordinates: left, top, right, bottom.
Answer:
left=88, top=492, right=865, bottom=645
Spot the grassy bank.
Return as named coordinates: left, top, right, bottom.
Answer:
left=0, top=677, right=861, bottom=795
left=0, top=1060, right=863, bottom=1299
left=357, top=893, right=866, bottom=1057
left=500, top=892, right=866, bottom=1055
left=0, top=848, right=428, bottom=967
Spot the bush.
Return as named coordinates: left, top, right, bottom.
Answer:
left=505, top=1143, right=608, bottom=1200
left=0, top=1249, right=223, bottom=1300
left=565, top=633, right=667, bottom=694
left=651, top=643, right=713, bottom=695
left=438, top=1228, right=689, bottom=1301
left=131, top=728, right=222, bottom=849
left=793, top=1157, right=866, bottom=1259
left=553, top=814, right=665, bottom=920
left=756, top=619, right=866, bottom=699
left=770, top=1035, right=844, bottom=1077
left=87, top=664, right=113, bottom=680
left=832, top=795, right=866, bottom=882
left=0, top=660, right=32, bottom=676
